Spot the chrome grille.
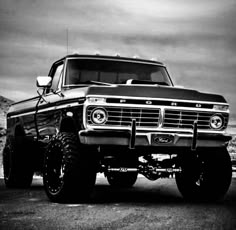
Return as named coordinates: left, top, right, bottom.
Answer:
left=163, top=109, right=228, bottom=130
left=87, top=106, right=160, bottom=128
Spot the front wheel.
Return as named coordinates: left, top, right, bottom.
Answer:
left=175, top=148, right=232, bottom=201
left=43, top=132, right=97, bottom=203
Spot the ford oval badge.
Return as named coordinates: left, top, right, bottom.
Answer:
left=153, top=136, right=173, bottom=144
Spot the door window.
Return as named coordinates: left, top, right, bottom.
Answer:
left=51, top=63, right=64, bottom=92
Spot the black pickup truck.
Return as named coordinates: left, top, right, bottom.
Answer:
left=3, top=54, right=232, bottom=202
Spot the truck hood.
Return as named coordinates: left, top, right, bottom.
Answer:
left=65, top=85, right=227, bottom=103
left=8, top=84, right=227, bottom=117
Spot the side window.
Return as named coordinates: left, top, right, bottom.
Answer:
left=51, top=63, right=64, bottom=92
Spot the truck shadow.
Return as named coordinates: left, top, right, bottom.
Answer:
left=92, top=185, right=183, bottom=204
left=1, top=178, right=236, bottom=206
left=91, top=177, right=236, bottom=206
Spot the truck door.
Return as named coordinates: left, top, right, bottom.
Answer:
left=35, top=61, right=64, bottom=140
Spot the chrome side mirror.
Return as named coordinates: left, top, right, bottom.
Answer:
left=36, top=76, right=52, bottom=88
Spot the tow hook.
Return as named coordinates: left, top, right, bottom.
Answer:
left=129, top=119, right=136, bottom=149
left=191, top=120, right=198, bottom=151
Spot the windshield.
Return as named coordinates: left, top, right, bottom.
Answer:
left=64, top=59, right=173, bottom=86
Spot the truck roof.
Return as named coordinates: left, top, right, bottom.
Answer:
left=53, top=54, right=164, bottom=66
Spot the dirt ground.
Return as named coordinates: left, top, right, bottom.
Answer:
left=0, top=176, right=236, bottom=230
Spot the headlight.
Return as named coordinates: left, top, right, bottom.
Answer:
left=210, top=114, right=224, bottom=130
left=91, top=108, right=107, bottom=124
left=213, top=104, right=229, bottom=111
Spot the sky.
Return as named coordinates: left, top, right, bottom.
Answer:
left=0, top=0, right=236, bottom=116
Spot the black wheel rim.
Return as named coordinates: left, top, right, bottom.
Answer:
left=44, top=142, right=65, bottom=195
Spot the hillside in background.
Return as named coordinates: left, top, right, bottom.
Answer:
left=230, top=113, right=236, bottom=124
left=0, top=95, right=13, bottom=112
left=0, top=95, right=13, bottom=174
left=0, top=95, right=13, bottom=131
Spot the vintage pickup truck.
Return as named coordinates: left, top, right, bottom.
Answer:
left=3, top=54, right=232, bottom=202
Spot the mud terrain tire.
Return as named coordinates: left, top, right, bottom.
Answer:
left=43, top=132, right=97, bottom=203
left=175, top=147, right=232, bottom=201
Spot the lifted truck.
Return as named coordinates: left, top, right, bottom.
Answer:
left=3, top=54, right=232, bottom=202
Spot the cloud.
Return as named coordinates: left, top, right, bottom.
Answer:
left=0, top=0, right=235, bottom=114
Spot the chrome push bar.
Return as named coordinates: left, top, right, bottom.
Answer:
left=129, top=118, right=199, bottom=151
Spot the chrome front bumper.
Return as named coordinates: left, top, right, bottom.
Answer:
left=79, top=129, right=232, bottom=148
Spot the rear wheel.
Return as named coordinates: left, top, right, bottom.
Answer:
left=43, top=132, right=98, bottom=203
left=3, top=137, right=34, bottom=188
left=175, top=147, right=232, bottom=201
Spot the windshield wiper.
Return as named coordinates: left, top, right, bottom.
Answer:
left=83, top=80, right=113, bottom=86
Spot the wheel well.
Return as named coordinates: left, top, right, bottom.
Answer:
left=15, top=125, right=25, bottom=137
left=60, top=117, right=77, bottom=133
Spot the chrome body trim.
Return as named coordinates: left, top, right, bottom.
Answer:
left=8, top=102, right=81, bottom=119
left=86, top=95, right=229, bottom=106
left=79, top=129, right=231, bottom=147
left=84, top=126, right=226, bottom=135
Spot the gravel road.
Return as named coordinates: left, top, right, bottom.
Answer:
left=1, top=175, right=236, bottom=230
